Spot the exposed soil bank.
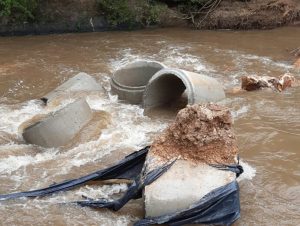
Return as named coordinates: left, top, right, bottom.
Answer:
left=192, top=0, right=300, bottom=29
left=0, top=0, right=300, bottom=35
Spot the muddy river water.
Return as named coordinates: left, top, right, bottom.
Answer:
left=0, top=27, right=299, bottom=226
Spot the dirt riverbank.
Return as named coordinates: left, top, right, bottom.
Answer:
left=190, top=0, right=300, bottom=29
left=0, top=0, right=299, bottom=35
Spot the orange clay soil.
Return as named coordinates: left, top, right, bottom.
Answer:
left=241, top=73, right=298, bottom=92
left=149, top=104, right=238, bottom=165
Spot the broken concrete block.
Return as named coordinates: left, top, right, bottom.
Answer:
left=22, top=98, right=93, bottom=148
left=143, top=103, right=238, bottom=217
left=41, top=73, right=102, bottom=104
left=143, top=68, right=225, bottom=110
left=144, top=160, right=235, bottom=217
left=110, top=60, right=166, bottom=104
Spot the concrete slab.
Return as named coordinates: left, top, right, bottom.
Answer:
left=42, top=73, right=102, bottom=104
left=144, top=160, right=235, bottom=217
left=22, top=98, right=93, bottom=148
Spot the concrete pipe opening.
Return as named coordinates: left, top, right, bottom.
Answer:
left=143, top=73, right=188, bottom=111
left=143, top=69, right=225, bottom=110
left=110, top=60, right=165, bottom=104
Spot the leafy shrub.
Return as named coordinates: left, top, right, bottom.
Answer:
left=97, top=0, right=167, bottom=28
left=0, top=0, right=38, bottom=21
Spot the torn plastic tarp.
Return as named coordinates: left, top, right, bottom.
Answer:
left=76, top=158, right=176, bottom=211
left=0, top=146, right=150, bottom=200
left=0, top=146, right=243, bottom=226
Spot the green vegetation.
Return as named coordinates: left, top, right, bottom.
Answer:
left=0, top=0, right=220, bottom=29
left=97, top=0, right=168, bottom=28
left=96, top=0, right=220, bottom=28
left=0, top=0, right=38, bottom=21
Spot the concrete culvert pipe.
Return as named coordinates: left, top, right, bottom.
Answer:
left=143, top=69, right=225, bottom=110
left=110, top=60, right=165, bottom=104
left=22, top=98, right=93, bottom=148
left=41, top=73, right=103, bottom=105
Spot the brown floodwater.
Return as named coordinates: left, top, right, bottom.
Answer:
left=0, top=27, right=299, bottom=226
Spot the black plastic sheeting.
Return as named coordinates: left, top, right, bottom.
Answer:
left=79, top=163, right=243, bottom=226
left=76, top=158, right=176, bottom=211
left=0, top=146, right=244, bottom=226
left=0, top=146, right=150, bottom=200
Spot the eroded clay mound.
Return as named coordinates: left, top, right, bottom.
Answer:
left=241, top=73, right=298, bottom=91
left=149, top=104, right=237, bottom=164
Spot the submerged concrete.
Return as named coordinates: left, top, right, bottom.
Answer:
left=144, top=103, right=237, bottom=216
left=143, top=68, right=225, bottom=109
left=22, top=99, right=93, bottom=148
left=144, top=160, right=235, bottom=217
left=110, top=60, right=165, bottom=104
left=41, top=73, right=102, bottom=104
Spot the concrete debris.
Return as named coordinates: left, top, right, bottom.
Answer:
left=143, top=69, right=225, bottom=110
left=22, top=98, right=93, bottom=148
left=241, top=73, right=298, bottom=92
left=110, top=60, right=165, bottom=104
left=41, top=73, right=102, bottom=105
left=143, top=103, right=237, bottom=217
left=144, top=160, right=235, bottom=217
left=64, top=110, right=111, bottom=149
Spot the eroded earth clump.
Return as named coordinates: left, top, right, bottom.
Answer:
left=241, top=73, right=299, bottom=92
left=148, top=103, right=237, bottom=165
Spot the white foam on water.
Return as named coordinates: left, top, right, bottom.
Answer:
left=241, top=54, right=293, bottom=70
left=157, top=45, right=213, bottom=73
left=211, top=48, right=295, bottom=88
left=0, top=100, right=43, bottom=134
left=0, top=148, right=59, bottom=174
left=75, top=183, right=128, bottom=200
left=231, top=105, right=250, bottom=119
left=109, top=44, right=214, bottom=75
left=218, top=48, right=292, bottom=69
left=109, top=48, right=140, bottom=71
left=35, top=183, right=129, bottom=204
left=238, top=160, right=256, bottom=182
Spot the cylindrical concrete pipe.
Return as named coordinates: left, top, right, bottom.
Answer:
left=110, top=60, right=166, bottom=104
left=143, top=68, right=225, bottom=109
left=22, top=98, right=93, bottom=148
left=41, top=73, right=103, bottom=105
